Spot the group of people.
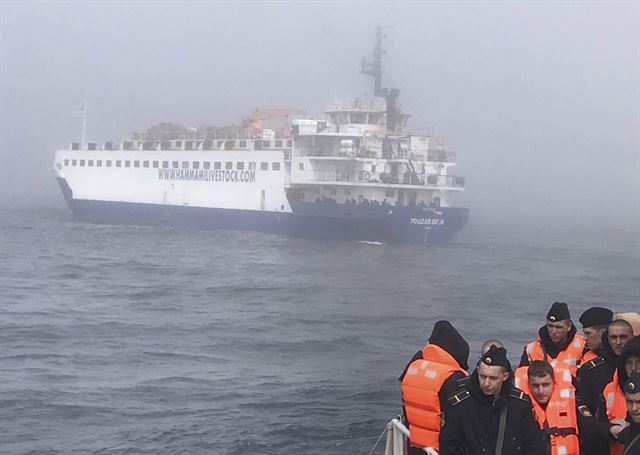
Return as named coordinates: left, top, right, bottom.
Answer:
left=314, top=196, right=393, bottom=207
left=399, top=303, right=640, bottom=455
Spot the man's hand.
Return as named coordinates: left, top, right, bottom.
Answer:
left=609, top=423, right=628, bottom=439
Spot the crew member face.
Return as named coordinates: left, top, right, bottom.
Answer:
left=608, top=326, right=633, bottom=355
left=478, top=363, right=509, bottom=397
left=626, top=392, right=640, bottom=423
left=546, top=320, right=571, bottom=345
left=529, top=374, right=555, bottom=406
left=625, top=355, right=640, bottom=377
left=583, top=326, right=605, bottom=351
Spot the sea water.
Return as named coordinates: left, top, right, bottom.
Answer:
left=1, top=207, right=638, bottom=454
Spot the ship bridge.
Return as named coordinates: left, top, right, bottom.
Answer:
left=288, top=118, right=464, bottom=209
left=322, top=96, right=409, bottom=136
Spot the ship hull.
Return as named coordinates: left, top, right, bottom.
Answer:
left=57, top=178, right=468, bottom=245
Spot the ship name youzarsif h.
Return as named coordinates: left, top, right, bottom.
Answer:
left=54, top=28, right=469, bottom=245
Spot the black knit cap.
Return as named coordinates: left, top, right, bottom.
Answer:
left=428, top=320, right=470, bottom=370
left=579, top=307, right=613, bottom=328
left=480, top=345, right=510, bottom=369
left=626, top=372, right=640, bottom=394
left=546, top=302, right=571, bottom=322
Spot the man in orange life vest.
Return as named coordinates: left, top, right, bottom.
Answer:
left=519, top=302, right=586, bottom=377
left=576, top=318, right=633, bottom=416
left=439, top=345, right=545, bottom=455
left=577, top=316, right=635, bottom=455
left=597, top=336, right=640, bottom=455
left=399, top=320, right=470, bottom=454
left=515, top=360, right=602, bottom=455
left=618, top=372, right=640, bottom=454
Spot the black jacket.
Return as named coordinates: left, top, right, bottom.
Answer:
left=439, top=370, right=546, bottom=455
left=519, top=324, right=580, bottom=367
left=619, top=418, right=640, bottom=455
left=595, top=337, right=640, bottom=419
left=576, top=332, right=620, bottom=414
left=592, top=337, right=640, bottom=454
left=574, top=402, right=616, bottom=455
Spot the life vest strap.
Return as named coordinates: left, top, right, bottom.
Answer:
left=545, top=426, right=577, bottom=437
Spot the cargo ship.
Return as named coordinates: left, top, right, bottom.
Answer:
left=53, top=27, right=469, bottom=245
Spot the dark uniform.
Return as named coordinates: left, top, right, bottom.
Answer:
left=620, top=422, right=640, bottom=455
left=575, top=307, right=615, bottom=415
left=439, top=347, right=545, bottom=455
left=618, top=372, right=640, bottom=455
left=576, top=334, right=620, bottom=455
left=576, top=333, right=620, bottom=413
left=593, top=337, right=640, bottom=454
left=573, top=397, right=617, bottom=453
left=595, top=337, right=640, bottom=419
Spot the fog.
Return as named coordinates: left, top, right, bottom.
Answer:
left=1, top=1, right=638, bottom=230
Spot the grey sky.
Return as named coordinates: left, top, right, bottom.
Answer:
left=1, top=1, right=638, bottom=229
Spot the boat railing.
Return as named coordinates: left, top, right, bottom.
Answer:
left=296, top=149, right=455, bottom=163
left=372, top=418, right=438, bottom=455
left=300, top=171, right=465, bottom=188
left=297, top=149, right=381, bottom=159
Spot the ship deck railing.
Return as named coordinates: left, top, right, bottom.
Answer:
left=296, top=150, right=456, bottom=163
left=373, top=418, right=438, bottom=455
left=293, top=171, right=464, bottom=188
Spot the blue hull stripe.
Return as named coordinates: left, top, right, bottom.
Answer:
left=57, top=178, right=468, bottom=245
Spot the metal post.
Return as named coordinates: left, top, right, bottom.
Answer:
left=80, top=99, right=87, bottom=149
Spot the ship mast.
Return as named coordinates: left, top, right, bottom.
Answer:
left=361, top=26, right=401, bottom=132
left=361, top=25, right=384, bottom=96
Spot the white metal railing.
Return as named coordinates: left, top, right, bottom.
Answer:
left=373, top=418, right=438, bottom=455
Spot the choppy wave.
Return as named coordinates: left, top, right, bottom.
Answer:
left=1, top=207, right=638, bottom=454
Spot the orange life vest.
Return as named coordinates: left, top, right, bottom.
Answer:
left=525, top=333, right=586, bottom=377
left=514, top=366, right=580, bottom=455
left=603, top=371, right=626, bottom=455
left=400, top=343, right=466, bottom=450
